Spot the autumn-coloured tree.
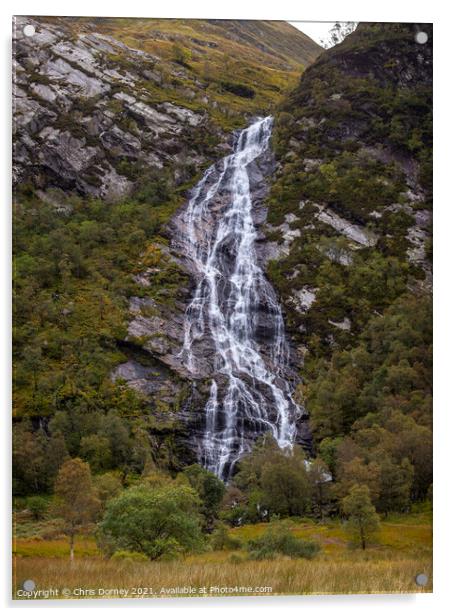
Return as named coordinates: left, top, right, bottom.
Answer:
left=53, top=458, right=100, bottom=560
left=334, top=456, right=382, bottom=503
left=93, top=472, right=123, bottom=511
left=341, top=484, right=380, bottom=550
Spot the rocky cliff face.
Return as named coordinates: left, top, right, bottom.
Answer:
left=12, top=16, right=321, bottom=471
left=13, top=16, right=320, bottom=202
left=13, top=16, right=225, bottom=202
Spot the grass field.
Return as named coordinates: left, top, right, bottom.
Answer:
left=12, top=512, right=432, bottom=599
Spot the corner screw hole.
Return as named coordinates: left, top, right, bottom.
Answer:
left=415, top=31, right=428, bottom=45
left=23, top=25, right=35, bottom=37
left=415, top=573, right=428, bottom=586
left=22, top=579, right=36, bottom=591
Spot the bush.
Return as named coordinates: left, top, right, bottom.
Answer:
left=98, top=482, right=204, bottom=560
left=210, top=523, right=242, bottom=551
left=221, top=81, right=255, bottom=99
left=247, top=522, right=320, bottom=561
left=229, top=553, right=247, bottom=564
left=27, top=496, right=49, bottom=520
left=111, top=550, right=148, bottom=563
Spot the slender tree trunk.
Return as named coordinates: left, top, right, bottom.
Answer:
left=69, top=533, right=75, bottom=561
left=360, top=524, right=366, bottom=550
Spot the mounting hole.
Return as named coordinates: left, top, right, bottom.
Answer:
left=22, top=579, right=36, bottom=591
left=415, top=573, right=428, bottom=586
left=415, top=31, right=428, bottom=45
left=23, top=24, right=35, bottom=37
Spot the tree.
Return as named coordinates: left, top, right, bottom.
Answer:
left=98, top=483, right=204, bottom=560
left=12, top=423, right=68, bottom=494
left=318, top=436, right=343, bottom=479
left=341, top=484, right=380, bottom=550
left=182, top=464, right=225, bottom=529
left=260, top=447, right=311, bottom=516
left=376, top=456, right=414, bottom=515
left=79, top=434, right=112, bottom=473
left=27, top=496, right=48, bottom=520
left=13, top=424, right=47, bottom=493
left=93, top=472, right=123, bottom=511
left=233, top=435, right=311, bottom=518
left=101, top=412, right=132, bottom=468
left=53, top=458, right=100, bottom=560
left=334, top=456, right=381, bottom=503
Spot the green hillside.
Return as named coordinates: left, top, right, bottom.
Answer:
left=266, top=22, right=432, bottom=499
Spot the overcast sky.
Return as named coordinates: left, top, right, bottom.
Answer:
left=289, top=21, right=337, bottom=47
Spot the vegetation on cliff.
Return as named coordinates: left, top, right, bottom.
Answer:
left=13, top=16, right=319, bottom=487
left=12, top=20, right=432, bottom=595
left=267, top=22, right=432, bottom=520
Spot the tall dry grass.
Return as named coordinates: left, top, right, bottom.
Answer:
left=13, top=512, right=432, bottom=599
left=13, top=554, right=432, bottom=599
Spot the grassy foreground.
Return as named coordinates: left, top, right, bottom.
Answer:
left=13, top=513, right=432, bottom=599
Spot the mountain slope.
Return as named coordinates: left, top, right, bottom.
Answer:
left=12, top=19, right=432, bottom=505
left=267, top=22, right=432, bottom=360
left=265, top=23, right=432, bottom=496
left=204, top=19, right=322, bottom=66
left=13, top=16, right=320, bottom=200
left=12, top=16, right=320, bottom=489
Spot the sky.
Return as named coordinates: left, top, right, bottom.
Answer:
left=289, top=21, right=337, bottom=47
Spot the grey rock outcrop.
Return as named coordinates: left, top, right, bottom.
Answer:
left=13, top=16, right=223, bottom=200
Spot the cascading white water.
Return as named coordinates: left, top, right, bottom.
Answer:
left=180, top=116, right=302, bottom=480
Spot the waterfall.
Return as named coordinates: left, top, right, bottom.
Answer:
left=180, top=116, right=303, bottom=480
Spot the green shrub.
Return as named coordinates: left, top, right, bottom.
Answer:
left=210, top=523, right=242, bottom=551
left=247, top=521, right=320, bottom=560
left=26, top=496, right=49, bottom=520
left=98, top=483, right=204, bottom=560
left=229, top=553, right=246, bottom=564
left=111, top=550, right=148, bottom=563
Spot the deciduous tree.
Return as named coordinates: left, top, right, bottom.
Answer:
left=53, top=458, right=100, bottom=560
left=341, top=484, right=380, bottom=550
left=98, top=482, right=203, bottom=560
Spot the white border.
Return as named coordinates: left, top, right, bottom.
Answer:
left=2, top=1, right=450, bottom=614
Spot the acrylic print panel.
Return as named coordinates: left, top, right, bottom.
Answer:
left=12, top=15, right=432, bottom=600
